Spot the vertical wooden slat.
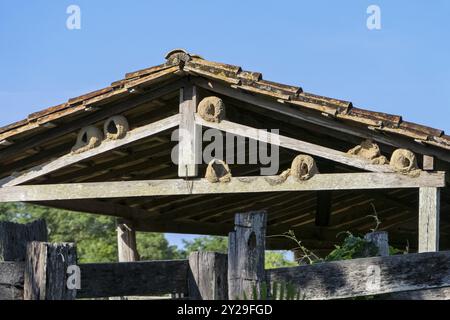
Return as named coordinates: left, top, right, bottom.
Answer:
left=188, top=252, right=228, bottom=300
left=178, top=85, right=200, bottom=177
left=24, top=242, right=77, bottom=300
left=228, top=210, right=267, bottom=300
left=418, top=187, right=440, bottom=252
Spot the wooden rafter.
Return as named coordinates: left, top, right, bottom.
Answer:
left=195, top=115, right=394, bottom=173
left=0, top=114, right=180, bottom=187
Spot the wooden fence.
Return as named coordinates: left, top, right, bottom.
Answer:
left=1, top=216, right=449, bottom=300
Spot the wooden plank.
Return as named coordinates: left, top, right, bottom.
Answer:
left=266, top=250, right=450, bottom=300
left=228, top=211, right=267, bottom=300
left=0, top=220, right=48, bottom=262
left=0, top=114, right=180, bottom=187
left=381, top=287, right=450, bottom=300
left=195, top=115, right=394, bottom=173
left=117, top=220, right=139, bottom=262
left=418, top=187, right=440, bottom=252
left=178, top=85, right=200, bottom=177
left=24, top=242, right=77, bottom=300
left=193, top=77, right=450, bottom=163
left=188, top=252, right=228, bottom=300
left=77, top=260, right=189, bottom=298
left=0, top=262, right=24, bottom=300
left=0, top=172, right=445, bottom=202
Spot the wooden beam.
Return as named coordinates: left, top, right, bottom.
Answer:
left=77, top=260, right=189, bottom=298
left=0, top=114, right=180, bottom=187
left=267, top=250, right=450, bottom=300
left=178, top=85, right=200, bottom=177
left=195, top=115, right=394, bottom=173
left=193, top=77, right=450, bottom=163
left=418, top=187, right=440, bottom=252
left=0, top=172, right=445, bottom=202
left=30, top=200, right=144, bottom=220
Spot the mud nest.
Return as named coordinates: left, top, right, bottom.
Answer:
left=347, top=139, right=389, bottom=165
left=290, top=155, right=319, bottom=181
left=390, top=149, right=421, bottom=176
left=104, top=115, right=129, bottom=140
left=198, top=96, right=225, bottom=123
left=205, top=159, right=232, bottom=183
left=71, top=126, right=103, bottom=154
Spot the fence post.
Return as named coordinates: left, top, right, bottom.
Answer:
left=188, top=251, right=228, bottom=300
left=364, top=231, right=389, bottom=257
left=0, top=219, right=48, bottom=262
left=24, top=242, right=77, bottom=300
left=0, top=220, right=48, bottom=300
left=228, top=210, right=267, bottom=300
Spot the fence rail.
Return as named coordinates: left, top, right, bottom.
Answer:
left=78, top=260, right=189, bottom=298
left=267, top=251, right=450, bottom=300
left=1, top=218, right=450, bottom=300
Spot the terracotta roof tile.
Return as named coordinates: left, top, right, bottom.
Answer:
left=0, top=50, right=448, bottom=156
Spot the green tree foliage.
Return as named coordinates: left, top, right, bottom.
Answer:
left=182, top=236, right=228, bottom=254
left=265, top=251, right=297, bottom=269
left=182, top=235, right=296, bottom=268
left=0, top=203, right=180, bottom=263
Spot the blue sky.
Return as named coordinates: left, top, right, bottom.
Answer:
left=1, top=1, right=449, bottom=248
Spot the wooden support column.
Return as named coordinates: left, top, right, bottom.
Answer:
left=188, top=252, right=228, bottom=300
left=24, top=242, right=77, bottom=300
left=117, top=220, right=139, bottom=262
left=178, top=84, right=200, bottom=177
left=418, top=187, right=440, bottom=252
left=228, top=210, right=267, bottom=300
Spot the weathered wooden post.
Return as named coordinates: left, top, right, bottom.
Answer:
left=418, top=187, right=440, bottom=252
left=0, top=220, right=48, bottom=300
left=188, top=251, right=228, bottom=300
left=228, top=210, right=267, bottom=300
left=117, top=219, right=139, bottom=262
left=0, top=220, right=48, bottom=262
left=364, top=231, right=389, bottom=257
left=24, top=241, right=77, bottom=300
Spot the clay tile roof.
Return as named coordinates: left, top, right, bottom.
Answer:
left=1, top=49, right=449, bottom=154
